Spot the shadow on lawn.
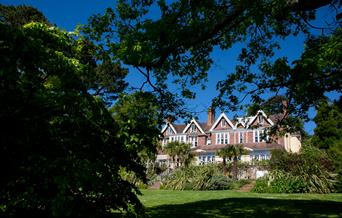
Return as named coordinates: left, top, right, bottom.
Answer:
left=145, top=198, right=342, bottom=218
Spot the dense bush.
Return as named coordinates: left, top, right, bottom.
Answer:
left=253, top=146, right=337, bottom=193
left=161, top=164, right=248, bottom=190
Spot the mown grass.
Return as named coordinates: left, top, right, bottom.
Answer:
left=139, top=190, right=342, bottom=217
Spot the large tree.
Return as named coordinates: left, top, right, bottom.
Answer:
left=312, top=97, right=342, bottom=190
left=0, top=4, right=49, bottom=26
left=0, top=5, right=159, bottom=216
left=83, top=0, right=341, bottom=125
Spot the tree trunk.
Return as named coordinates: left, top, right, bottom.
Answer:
left=232, top=156, right=238, bottom=180
left=223, top=157, right=228, bottom=175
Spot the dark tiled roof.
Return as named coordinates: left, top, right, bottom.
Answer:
left=243, top=142, right=284, bottom=150
left=198, top=122, right=210, bottom=132
left=195, top=142, right=283, bottom=152
left=172, top=121, right=209, bottom=133
left=173, top=124, right=186, bottom=133
left=196, top=144, right=227, bottom=152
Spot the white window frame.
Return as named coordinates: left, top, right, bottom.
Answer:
left=216, top=133, right=221, bottom=144
left=189, top=136, right=198, bottom=147
left=253, top=130, right=260, bottom=143
left=254, top=129, right=268, bottom=142
left=216, top=132, right=229, bottom=144
left=199, top=153, right=215, bottom=165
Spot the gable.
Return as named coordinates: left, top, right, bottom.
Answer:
left=161, top=122, right=177, bottom=135
left=209, top=113, right=235, bottom=131
left=236, top=123, right=244, bottom=128
left=247, top=110, right=274, bottom=128
left=234, top=118, right=246, bottom=129
left=183, top=119, right=205, bottom=134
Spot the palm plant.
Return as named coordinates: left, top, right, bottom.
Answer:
left=163, top=141, right=194, bottom=168
left=216, top=146, right=233, bottom=175
left=217, top=144, right=248, bottom=179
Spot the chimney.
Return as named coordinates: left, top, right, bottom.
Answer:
left=207, top=107, right=215, bottom=126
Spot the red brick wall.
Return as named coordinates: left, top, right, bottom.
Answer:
left=210, top=133, right=215, bottom=144
left=246, top=131, right=253, bottom=143
left=198, top=135, right=207, bottom=146
left=229, top=132, right=235, bottom=144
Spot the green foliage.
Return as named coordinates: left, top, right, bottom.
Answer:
left=83, top=0, right=340, bottom=121
left=0, top=4, right=50, bottom=26
left=217, top=27, right=342, bottom=121
left=161, top=164, right=246, bottom=191
left=312, top=98, right=342, bottom=150
left=217, top=144, right=248, bottom=179
left=0, top=20, right=148, bottom=216
left=312, top=98, right=342, bottom=191
left=163, top=141, right=194, bottom=168
left=253, top=170, right=312, bottom=193
left=253, top=146, right=337, bottom=193
left=111, top=92, right=161, bottom=163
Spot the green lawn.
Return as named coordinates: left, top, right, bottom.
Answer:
left=139, top=190, right=342, bottom=217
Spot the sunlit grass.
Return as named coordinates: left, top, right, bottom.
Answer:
left=139, top=190, right=342, bottom=217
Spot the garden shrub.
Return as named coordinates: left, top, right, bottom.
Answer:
left=206, top=175, right=232, bottom=190
left=253, top=146, right=337, bottom=193
left=253, top=170, right=308, bottom=193
left=161, top=164, right=248, bottom=190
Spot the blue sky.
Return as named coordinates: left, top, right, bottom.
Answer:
left=2, top=0, right=336, bottom=134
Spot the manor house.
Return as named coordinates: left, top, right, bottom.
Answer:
left=158, top=108, right=301, bottom=166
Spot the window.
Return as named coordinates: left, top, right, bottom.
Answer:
left=254, top=130, right=268, bottom=142
left=258, top=115, right=264, bottom=124
left=216, top=133, right=221, bottom=144
left=199, top=153, right=215, bottom=165
left=254, top=130, right=260, bottom=142
left=224, top=133, right=228, bottom=144
left=190, top=123, right=197, bottom=133
left=221, top=119, right=227, bottom=127
left=239, top=132, right=244, bottom=143
left=216, top=133, right=229, bottom=144
left=189, top=136, right=198, bottom=147
left=216, top=133, right=220, bottom=144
